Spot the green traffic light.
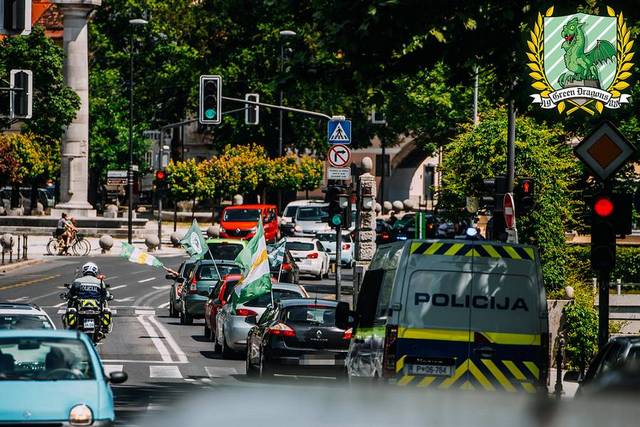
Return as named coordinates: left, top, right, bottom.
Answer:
left=331, top=214, right=342, bottom=226
left=205, top=108, right=217, bottom=119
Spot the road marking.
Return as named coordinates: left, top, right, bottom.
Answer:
left=146, top=403, right=164, bottom=411
left=114, top=297, right=134, bottom=302
left=103, top=364, right=123, bottom=376
left=57, top=309, right=66, bottom=314
left=109, top=284, right=127, bottom=290
left=138, top=277, right=156, bottom=283
left=137, top=315, right=172, bottom=362
left=54, top=302, right=66, bottom=308
left=157, top=302, right=170, bottom=309
left=135, top=309, right=155, bottom=316
left=148, top=315, right=188, bottom=363
left=0, top=274, right=61, bottom=291
left=152, top=285, right=170, bottom=290
left=7, top=296, right=29, bottom=302
left=205, top=366, right=238, bottom=378
left=149, top=365, right=182, bottom=379
left=101, top=359, right=188, bottom=364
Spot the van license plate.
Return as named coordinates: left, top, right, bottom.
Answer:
left=406, top=364, right=453, bottom=376
left=83, top=319, right=95, bottom=329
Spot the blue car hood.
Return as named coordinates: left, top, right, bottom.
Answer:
left=0, top=380, right=103, bottom=422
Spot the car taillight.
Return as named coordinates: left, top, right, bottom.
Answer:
left=189, top=277, right=197, bottom=293
left=281, top=262, right=292, bottom=272
left=381, top=232, right=390, bottom=240
left=307, top=252, right=319, bottom=259
left=267, top=323, right=296, bottom=337
left=343, top=328, right=353, bottom=340
left=236, top=308, right=258, bottom=317
left=382, top=325, right=399, bottom=378
left=342, top=243, right=351, bottom=250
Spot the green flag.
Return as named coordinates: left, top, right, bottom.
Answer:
left=179, top=219, right=209, bottom=259
left=120, top=243, right=164, bottom=268
left=232, top=220, right=272, bottom=308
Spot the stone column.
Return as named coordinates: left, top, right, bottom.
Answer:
left=51, top=0, right=100, bottom=218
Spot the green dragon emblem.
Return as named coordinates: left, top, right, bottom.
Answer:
left=558, top=17, right=616, bottom=87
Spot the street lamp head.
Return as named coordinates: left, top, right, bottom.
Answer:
left=129, top=18, right=148, bottom=25
left=279, top=30, right=296, bottom=37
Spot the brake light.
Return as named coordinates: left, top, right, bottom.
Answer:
left=381, top=232, right=390, bottom=240
left=189, top=277, right=197, bottom=293
left=343, top=328, right=353, bottom=340
left=382, top=325, right=399, bottom=378
left=281, top=262, right=292, bottom=272
left=307, top=252, right=319, bottom=259
left=342, top=243, right=351, bottom=250
left=235, top=308, right=258, bottom=317
left=267, top=323, right=296, bottom=337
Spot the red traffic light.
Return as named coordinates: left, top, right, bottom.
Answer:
left=155, top=170, right=166, bottom=181
left=594, top=196, right=614, bottom=217
left=522, top=180, right=531, bottom=193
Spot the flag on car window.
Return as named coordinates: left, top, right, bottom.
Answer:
left=232, top=220, right=272, bottom=308
left=120, top=242, right=164, bottom=268
left=180, top=219, right=209, bottom=259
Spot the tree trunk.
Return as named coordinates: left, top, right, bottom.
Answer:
left=29, top=182, right=38, bottom=214
left=10, top=184, right=20, bottom=209
left=306, top=189, right=309, bottom=199
left=191, top=194, right=196, bottom=221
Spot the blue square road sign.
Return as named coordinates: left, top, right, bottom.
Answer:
left=327, top=119, right=351, bottom=145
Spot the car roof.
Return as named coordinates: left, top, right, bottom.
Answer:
left=285, top=200, right=325, bottom=207
left=206, top=238, right=246, bottom=245
left=612, top=335, right=640, bottom=344
left=223, top=204, right=276, bottom=210
left=0, top=303, right=44, bottom=313
left=277, top=298, right=337, bottom=308
left=0, top=329, right=85, bottom=339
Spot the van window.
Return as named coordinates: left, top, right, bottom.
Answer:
left=355, top=269, right=385, bottom=328
left=403, top=270, right=472, bottom=330
left=470, top=273, right=540, bottom=334
left=283, top=206, right=298, bottom=218
left=374, top=269, right=396, bottom=324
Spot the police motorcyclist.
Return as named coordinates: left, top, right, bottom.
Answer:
left=66, top=262, right=113, bottom=336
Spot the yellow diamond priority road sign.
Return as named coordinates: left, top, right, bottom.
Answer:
left=574, top=121, right=636, bottom=181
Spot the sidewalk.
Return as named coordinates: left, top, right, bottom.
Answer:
left=548, top=368, right=579, bottom=398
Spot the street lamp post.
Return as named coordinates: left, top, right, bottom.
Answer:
left=128, top=18, right=148, bottom=244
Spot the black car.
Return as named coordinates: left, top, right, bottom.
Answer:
left=165, top=258, right=197, bottom=318
left=576, top=335, right=640, bottom=396
left=268, top=248, right=300, bottom=284
left=376, top=218, right=392, bottom=244
left=246, top=299, right=350, bottom=378
left=389, top=213, right=438, bottom=241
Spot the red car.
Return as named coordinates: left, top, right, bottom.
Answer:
left=204, top=274, right=242, bottom=350
left=219, top=204, right=279, bottom=243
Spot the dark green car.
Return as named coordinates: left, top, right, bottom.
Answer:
left=179, top=260, right=241, bottom=325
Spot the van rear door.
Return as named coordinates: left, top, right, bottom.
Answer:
left=468, top=244, right=545, bottom=393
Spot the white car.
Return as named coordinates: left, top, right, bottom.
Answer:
left=280, top=199, right=325, bottom=226
left=292, top=204, right=331, bottom=237
left=0, top=303, right=56, bottom=330
left=316, top=231, right=354, bottom=267
left=215, top=283, right=309, bottom=357
left=285, top=238, right=330, bottom=279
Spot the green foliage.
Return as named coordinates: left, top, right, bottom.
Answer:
left=439, top=108, right=581, bottom=290
left=166, top=159, right=202, bottom=203
left=268, top=155, right=303, bottom=191
left=567, top=245, right=640, bottom=284
left=563, top=295, right=598, bottom=374
left=0, top=133, right=50, bottom=185
left=298, top=155, right=324, bottom=192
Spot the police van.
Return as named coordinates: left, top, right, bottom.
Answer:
left=339, top=239, right=549, bottom=392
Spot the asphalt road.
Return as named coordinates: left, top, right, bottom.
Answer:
left=0, top=255, right=353, bottom=426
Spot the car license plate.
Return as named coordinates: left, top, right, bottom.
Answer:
left=300, top=355, right=340, bottom=366
left=406, top=363, right=453, bottom=376
left=83, top=318, right=95, bottom=329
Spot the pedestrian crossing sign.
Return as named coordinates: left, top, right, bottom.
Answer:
left=327, top=119, right=351, bottom=144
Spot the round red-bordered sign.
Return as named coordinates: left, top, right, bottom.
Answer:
left=327, top=144, right=351, bottom=167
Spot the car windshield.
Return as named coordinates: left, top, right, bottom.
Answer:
left=0, top=338, right=95, bottom=381
left=283, top=206, right=298, bottom=218
left=244, top=290, right=303, bottom=308
left=223, top=209, right=260, bottom=222
left=285, top=241, right=314, bottom=252
left=296, top=207, right=327, bottom=222
left=198, top=264, right=241, bottom=280
left=0, top=314, right=54, bottom=330
left=284, top=305, right=336, bottom=326
left=182, top=262, right=196, bottom=279
left=206, top=243, right=244, bottom=261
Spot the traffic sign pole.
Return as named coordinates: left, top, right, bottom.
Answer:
left=336, top=223, right=342, bottom=301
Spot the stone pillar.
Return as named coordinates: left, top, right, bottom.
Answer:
left=51, top=0, right=101, bottom=218
left=355, top=157, right=377, bottom=262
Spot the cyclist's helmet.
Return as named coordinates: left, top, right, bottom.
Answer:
left=81, top=262, right=99, bottom=277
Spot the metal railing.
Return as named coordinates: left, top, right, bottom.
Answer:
left=1, top=234, right=28, bottom=265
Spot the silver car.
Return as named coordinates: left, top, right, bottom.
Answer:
left=215, top=283, right=308, bottom=358
left=292, top=204, right=331, bottom=237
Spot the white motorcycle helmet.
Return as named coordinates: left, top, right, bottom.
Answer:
left=81, top=262, right=99, bottom=277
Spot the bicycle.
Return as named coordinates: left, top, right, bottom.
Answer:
left=46, top=232, right=91, bottom=256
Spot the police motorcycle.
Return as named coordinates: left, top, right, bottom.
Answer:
left=60, top=262, right=114, bottom=343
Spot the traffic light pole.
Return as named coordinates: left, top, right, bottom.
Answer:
left=598, top=269, right=610, bottom=350
left=335, top=224, right=342, bottom=301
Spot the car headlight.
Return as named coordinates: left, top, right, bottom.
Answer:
left=69, top=404, right=93, bottom=426
left=219, top=226, right=226, bottom=233
left=294, top=225, right=302, bottom=232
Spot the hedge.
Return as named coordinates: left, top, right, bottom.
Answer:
left=566, top=245, right=640, bottom=284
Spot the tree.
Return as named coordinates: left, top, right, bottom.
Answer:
left=298, top=155, right=324, bottom=198
left=268, top=155, right=303, bottom=193
left=166, top=159, right=202, bottom=217
left=439, top=108, right=581, bottom=290
left=221, top=144, right=270, bottom=197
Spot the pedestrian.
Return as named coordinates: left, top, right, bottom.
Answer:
left=387, top=211, right=398, bottom=226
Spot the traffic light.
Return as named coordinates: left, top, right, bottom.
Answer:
left=591, top=194, right=616, bottom=271
left=515, top=177, right=535, bottom=215
left=199, top=75, right=222, bottom=125
left=324, top=185, right=351, bottom=229
left=479, top=175, right=507, bottom=212
left=9, top=69, right=31, bottom=119
left=0, top=0, right=31, bottom=35
left=245, top=93, right=259, bottom=125
left=154, top=169, right=168, bottom=192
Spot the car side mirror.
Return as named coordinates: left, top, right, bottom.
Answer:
left=176, top=277, right=185, bottom=283
left=165, top=274, right=176, bottom=280
left=335, top=301, right=356, bottom=330
left=109, top=371, right=128, bottom=384
left=246, top=315, right=257, bottom=325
